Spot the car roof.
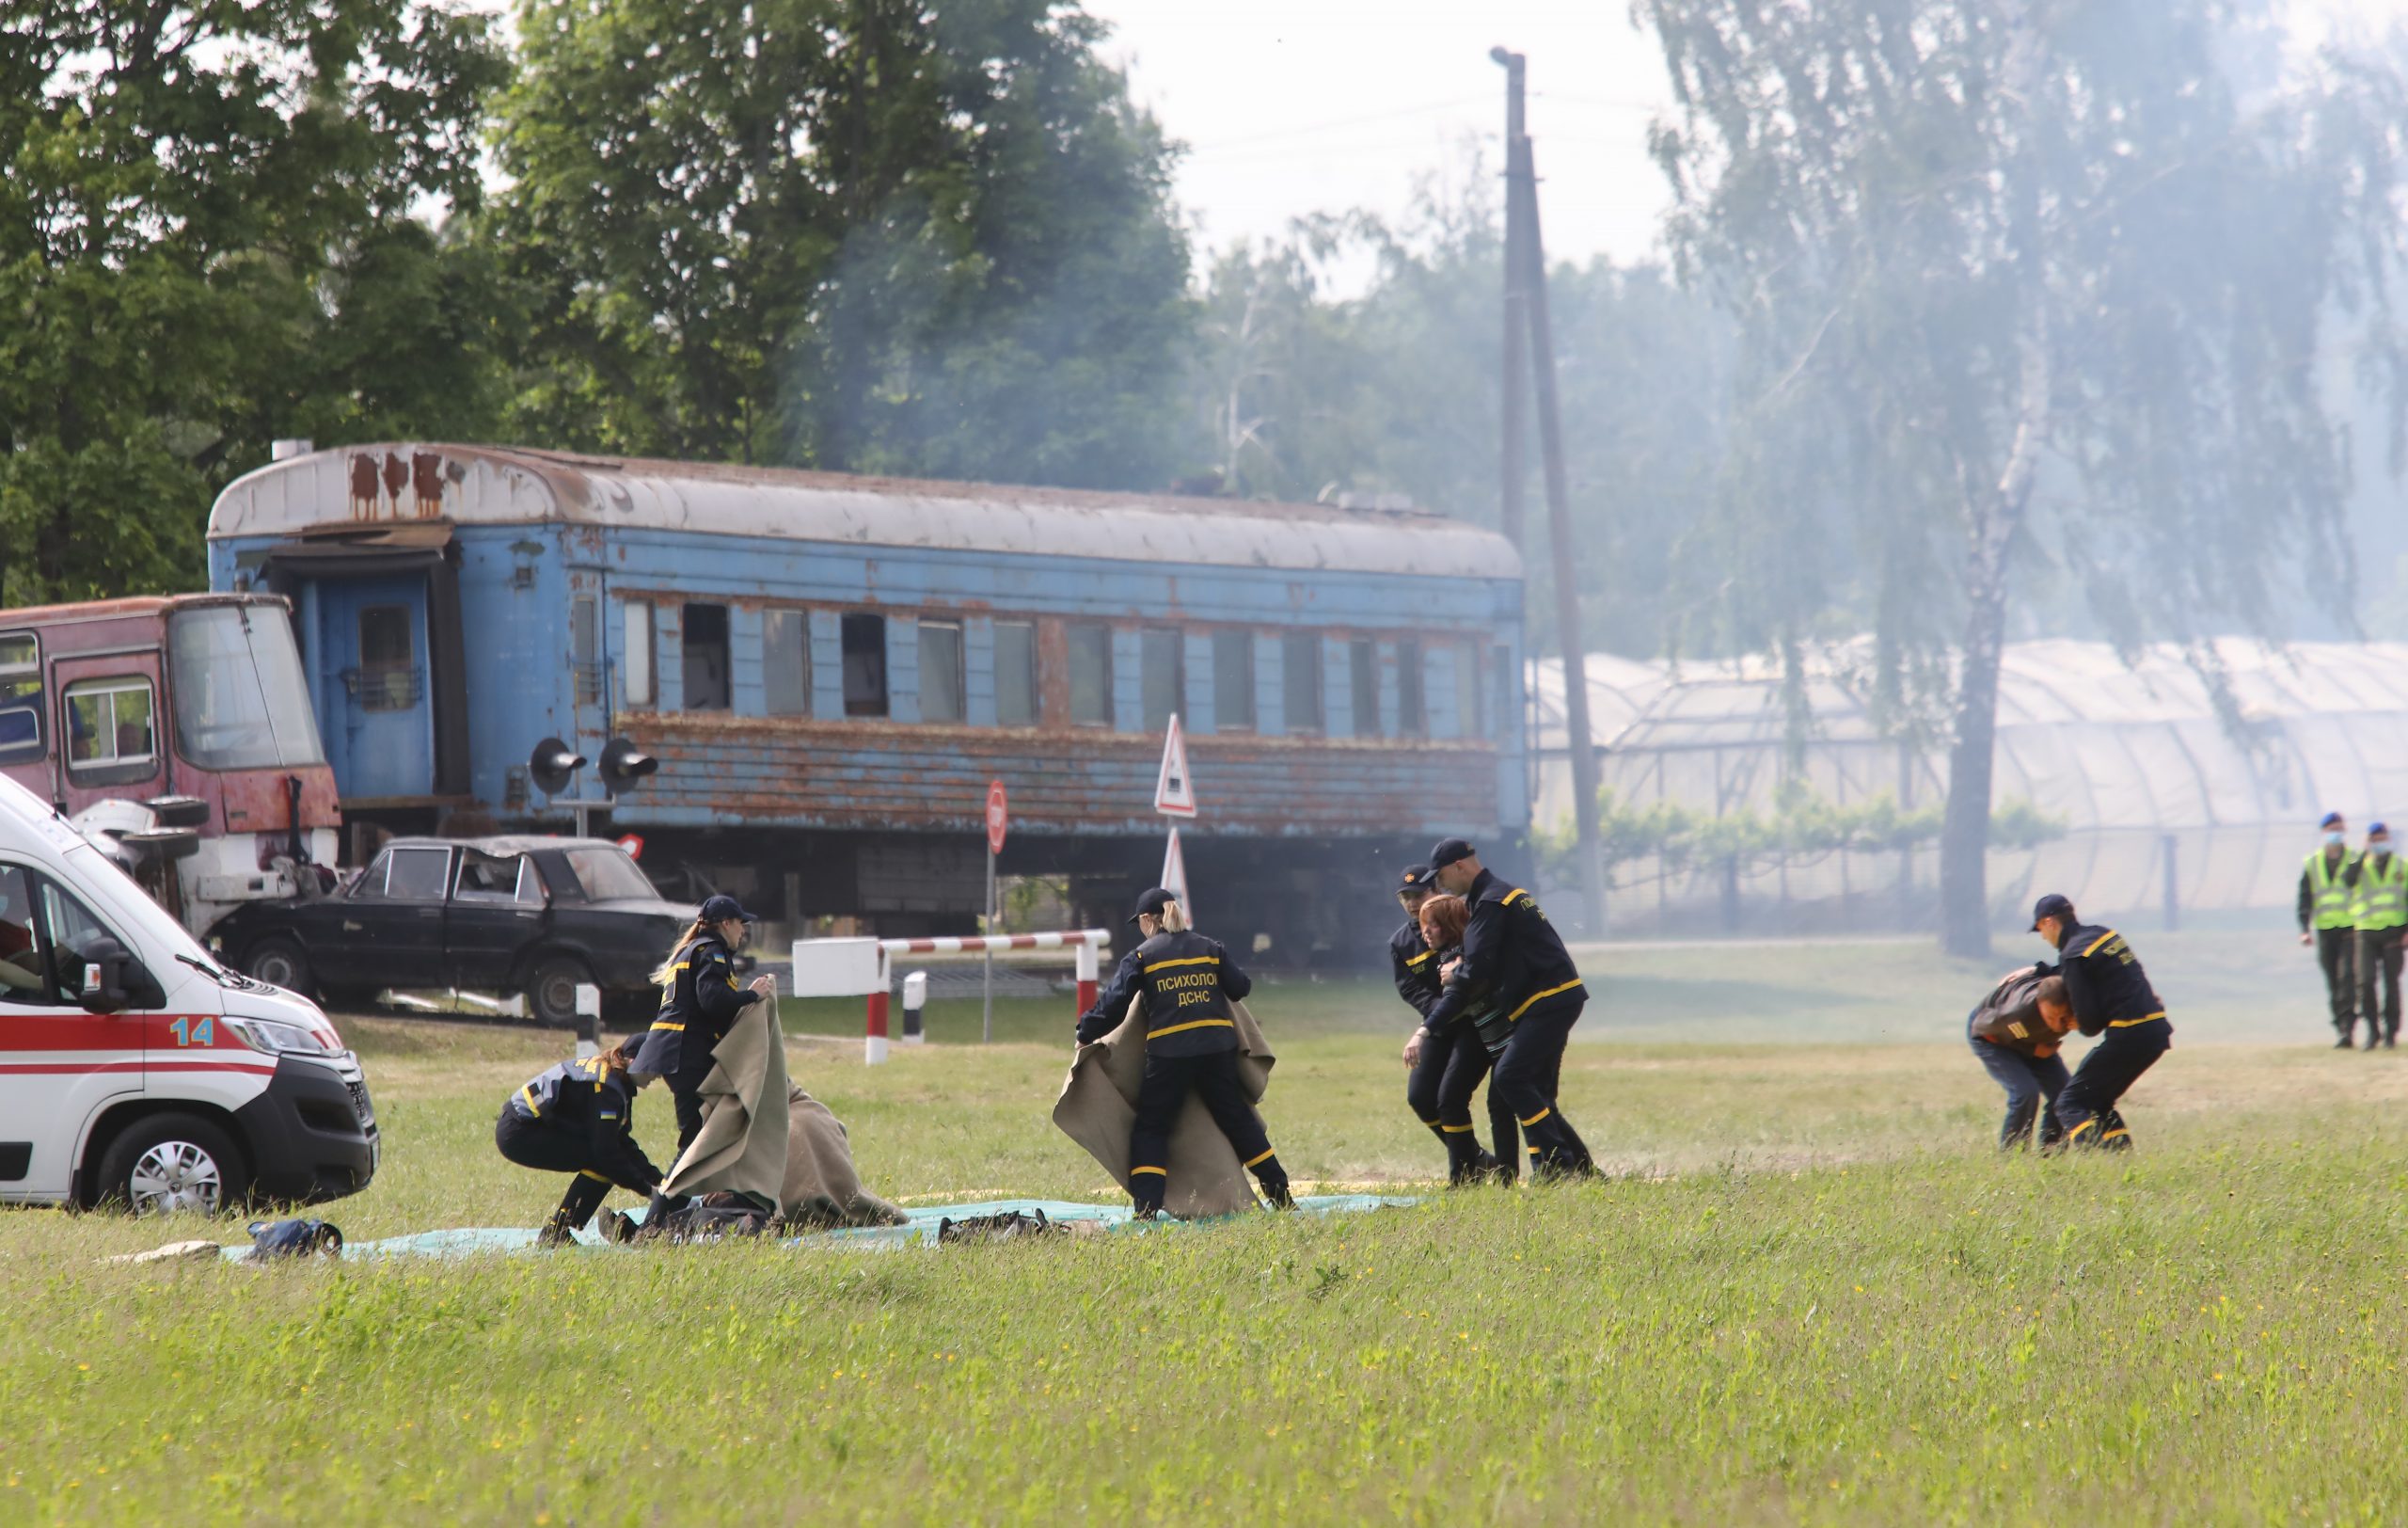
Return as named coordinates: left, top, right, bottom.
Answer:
left=373, top=835, right=627, bottom=858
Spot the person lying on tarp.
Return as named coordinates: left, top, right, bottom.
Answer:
left=1075, top=886, right=1295, bottom=1218
left=497, top=1040, right=671, bottom=1246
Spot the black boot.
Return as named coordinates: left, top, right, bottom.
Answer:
left=536, top=1206, right=578, bottom=1249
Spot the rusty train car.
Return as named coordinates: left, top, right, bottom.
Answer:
left=206, top=443, right=1529, bottom=960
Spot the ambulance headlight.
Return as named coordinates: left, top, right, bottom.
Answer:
left=226, top=1016, right=335, bottom=1057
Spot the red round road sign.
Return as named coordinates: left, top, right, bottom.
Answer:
left=986, top=780, right=1008, bottom=855
left=616, top=834, right=645, bottom=861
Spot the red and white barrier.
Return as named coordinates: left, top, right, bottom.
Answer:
left=790, top=929, right=1113, bottom=1065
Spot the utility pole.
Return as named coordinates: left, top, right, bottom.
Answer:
left=1495, top=46, right=1608, bottom=940
left=1495, top=47, right=1529, bottom=553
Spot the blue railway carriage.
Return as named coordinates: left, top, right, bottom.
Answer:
left=207, top=443, right=1529, bottom=960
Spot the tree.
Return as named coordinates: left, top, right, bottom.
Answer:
left=492, top=0, right=1192, bottom=488
left=1181, top=169, right=1731, bottom=658
left=1638, top=0, right=2407, bottom=954
left=0, top=0, right=508, bottom=604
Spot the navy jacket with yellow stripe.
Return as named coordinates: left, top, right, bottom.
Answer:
left=2036, top=921, right=2168, bottom=1038
left=1076, top=929, right=1253, bottom=1055
left=1423, top=868, right=1583, bottom=1037
left=506, top=1056, right=663, bottom=1192
left=630, top=934, right=756, bottom=1081
left=1391, top=918, right=1441, bottom=1020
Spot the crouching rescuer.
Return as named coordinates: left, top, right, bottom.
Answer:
left=1075, top=887, right=1293, bottom=1217
left=497, top=1041, right=665, bottom=1245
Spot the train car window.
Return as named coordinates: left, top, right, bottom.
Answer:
left=624, top=599, right=656, bottom=708
left=1397, top=640, right=1427, bottom=737
left=683, top=603, right=730, bottom=710
left=1141, top=628, right=1181, bottom=731
left=764, top=609, right=809, bottom=717
left=842, top=614, right=888, bottom=717
left=1493, top=645, right=1513, bottom=737
left=64, top=677, right=158, bottom=781
left=358, top=607, right=419, bottom=713
left=1282, top=633, right=1323, bottom=734
left=1457, top=640, right=1485, bottom=737
left=1068, top=624, right=1111, bottom=726
left=1349, top=641, right=1382, bottom=738
left=918, top=620, right=965, bottom=724
left=994, top=621, right=1038, bottom=726
left=0, top=633, right=41, bottom=761
left=1212, top=631, right=1255, bottom=731
left=572, top=597, right=602, bottom=705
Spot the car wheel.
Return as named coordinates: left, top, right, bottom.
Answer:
left=244, top=936, right=315, bottom=998
left=525, top=955, right=592, bottom=1028
left=95, top=1113, right=249, bottom=1216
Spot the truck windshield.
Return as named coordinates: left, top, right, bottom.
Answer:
left=167, top=606, right=326, bottom=771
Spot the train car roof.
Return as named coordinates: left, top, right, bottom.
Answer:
left=206, top=442, right=1522, bottom=581
left=0, top=592, right=289, bottom=625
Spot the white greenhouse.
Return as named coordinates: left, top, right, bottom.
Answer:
left=1527, top=639, right=2408, bottom=936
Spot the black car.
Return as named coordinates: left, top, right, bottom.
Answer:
left=212, top=836, right=693, bottom=1026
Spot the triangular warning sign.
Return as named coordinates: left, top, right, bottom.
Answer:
left=1154, top=713, right=1197, bottom=818
left=1161, top=826, right=1191, bottom=919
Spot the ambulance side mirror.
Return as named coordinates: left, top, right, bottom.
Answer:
left=75, top=938, right=133, bottom=1015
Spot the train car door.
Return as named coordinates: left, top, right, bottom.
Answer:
left=318, top=575, right=436, bottom=801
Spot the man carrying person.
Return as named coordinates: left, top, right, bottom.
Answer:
left=2299, top=811, right=2359, bottom=1047
left=2030, top=894, right=2172, bottom=1152
left=2351, top=822, right=2406, bottom=1051
left=1422, top=837, right=1595, bottom=1180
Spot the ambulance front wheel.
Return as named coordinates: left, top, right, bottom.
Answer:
left=96, top=1113, right=250, bottom=1216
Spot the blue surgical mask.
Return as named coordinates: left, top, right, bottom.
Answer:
left=2375, top=841, right=2391, bottom=855
left=2327, top=832, right=2346, bottom=848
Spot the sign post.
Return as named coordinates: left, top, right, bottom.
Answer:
left=1154, top=716, right=1196, bottom=919
left=983, top=779, right=1007, bottom=1044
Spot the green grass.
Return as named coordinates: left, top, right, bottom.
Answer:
left=5, top=934, right=2404, bottom=1524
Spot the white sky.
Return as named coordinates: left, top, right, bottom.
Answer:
left=1086, top=0, right=1677, bottom=273
left=1086, top=0, right=2408, bottom=277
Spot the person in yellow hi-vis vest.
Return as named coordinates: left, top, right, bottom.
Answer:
left=2299, top=811, right=2359, bottom=1047
left=2350, top=822, right=2407, bottom=1051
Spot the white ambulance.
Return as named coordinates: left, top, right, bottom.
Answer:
left=0, top=771, right=376, bottom=1212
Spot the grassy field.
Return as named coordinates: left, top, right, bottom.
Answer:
left=6, top=931, right=2407, bottom=1523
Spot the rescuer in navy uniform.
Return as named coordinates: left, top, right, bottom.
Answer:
left=1390, top=864, right=1443, bottom=1020
left=1422, top=838, right=1597, bottom=1179
left=2028, top=893, right=2172, bottom=1151
left=497, top=1040, right=666, bottom=1246
left=1076, top=887, right=1293, bottom=1217
left=632, top=894, right=777, bottom=1154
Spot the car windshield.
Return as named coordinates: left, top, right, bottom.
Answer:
left=564, top=847, right=656, bottom=902
left=167, top=604, right=326, bottom=771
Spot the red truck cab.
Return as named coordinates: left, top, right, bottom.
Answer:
left=0, top=595, right=339, bottom=935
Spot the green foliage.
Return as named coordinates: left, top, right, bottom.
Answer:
left=1180, top=172, right=1731, bottom=658
left=0, top=0, right=509, bottom=604
left=1535, top=786, right=2061, bottom=886
left=490, top=0, right=1193, bottom=486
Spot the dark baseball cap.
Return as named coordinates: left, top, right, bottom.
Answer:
left=698, top=894, right=759, bottom=924
left=1429, top=837, right=1476, bottom=869
left=1129, top=886, right=1177, bottom=924
left=2322, top=810, right=2346, bottom=828
left=2029, top=892, right=2074, bottom=931
left=1397, top=864, right=1437, bottom=892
